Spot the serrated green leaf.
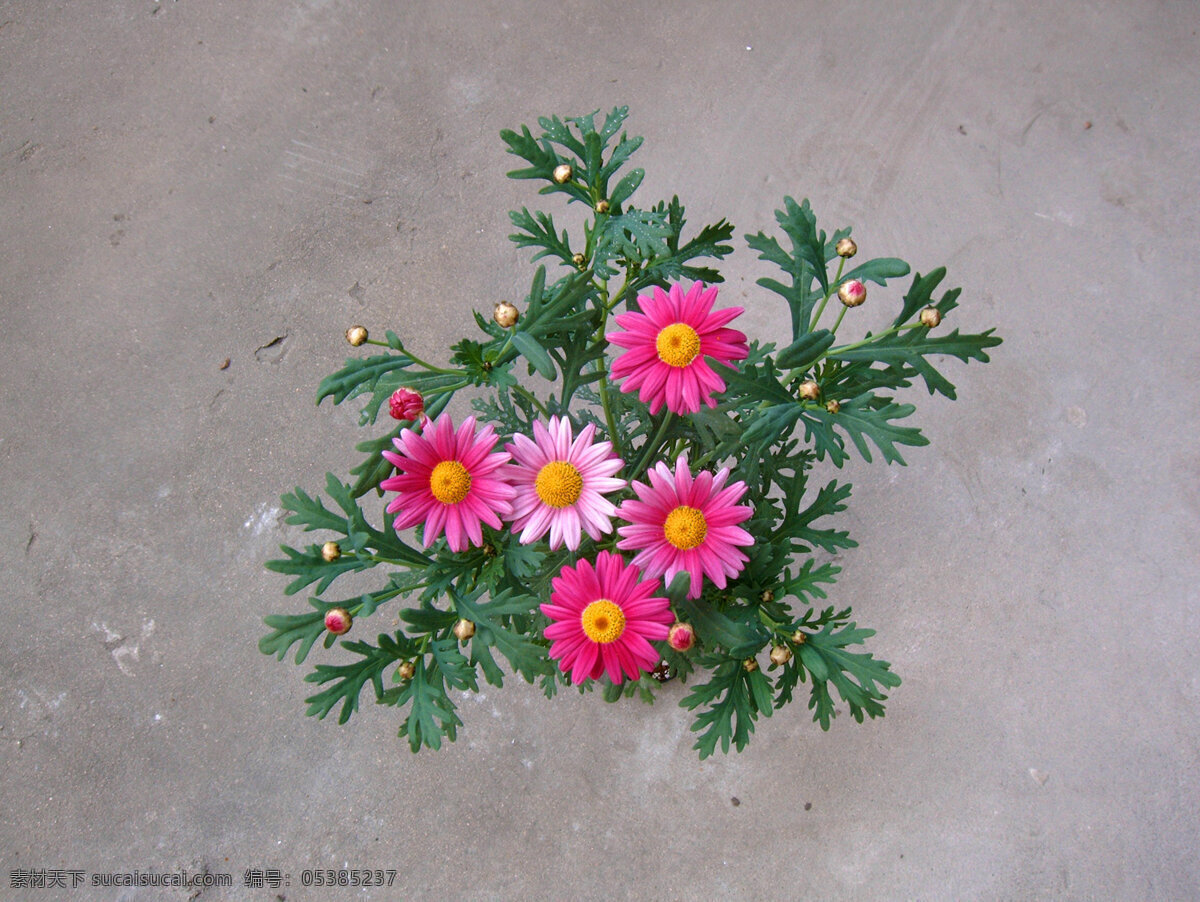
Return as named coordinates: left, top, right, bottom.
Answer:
left=303, top=637, right=402, bottom=724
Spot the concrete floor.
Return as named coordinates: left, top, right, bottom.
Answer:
left=2, top=1, right=1198, bottom=899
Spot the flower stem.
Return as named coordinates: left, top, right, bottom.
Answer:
left=511, top=384, right=550, bottom=418
left=810, top=257, right=846, bottom=331
left=631, top=410, right=675, bottom=479
left=394, top=342, right=459, bottom=376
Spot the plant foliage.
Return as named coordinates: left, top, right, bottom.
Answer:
left=262, top=107, right=1000, bottom=757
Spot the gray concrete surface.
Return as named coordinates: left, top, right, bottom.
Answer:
left=2, top=1, right=1198, bottom=899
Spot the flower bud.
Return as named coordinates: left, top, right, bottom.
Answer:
left=452, top=618, right=476, bottom=642
left=837, top=279, right=867, bottom=308
left=572, top=252, right=586, bottom=268
left=345, top=325, right=368, bottom=346
left=798, top=380, right=820, bottom=401
left=324, top=608, right=352, bottom=635
left=668, top=622, right=696, bottom=652
left=595, top=200, right=610, bottom=214
left=760, top=589, right=775, bottom=603
left=552, top=163, right=573, bottom=184
left=791, top=630, right=807, bottom=645
left=836, top=237, right=858, bottom=258
left=919, top=306, right=942, bottom=328
left=493, top=301, right=519, bottom=328
left=742, top=657, right=760, bottom=673
left=770, top=645, right=793, bottom=666
left=825, top=399, right=841, bottom=414
left=388, top=387, right=424, bottom=422
left=397, top=660, right=416, bottom=681
left=321, top=541, right=342, bottom=563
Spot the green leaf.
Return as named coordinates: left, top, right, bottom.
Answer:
left=681, top=657, right=772, bottom=758
left=303, top=636, right=403, bottom=725
left=260, top=603, right=327, bottom=664
left=841, top=257, right=910, bottom=287
left=799, top=622, right=900, bottom=729
left=675, top=594, right=765, bottom=656
left=390, top=657, right=463, bottom=751
left=265, top=544, right=369, bottom=596
left=829, top=327, right=1002, bottom=399
left=608, top=168, right=644, bottom=208
left=511, top=331, right=557, bottom=380
left=776, top=329, right=834, bottom=370
left=453, top=588, right=549, bottom=684
left=745, top=197, right=830, bottom=338
left=803, top=394, right=929, bottom=465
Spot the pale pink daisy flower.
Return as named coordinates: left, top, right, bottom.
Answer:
left=616, top=454, right=754, bottom=599
left=541, top=551, right=674, bottom=684
left=380, top=414, right=515, bottom=552
left=506, top=416, right=625, bottom=551
left=606, top=282, right=749, bottom=415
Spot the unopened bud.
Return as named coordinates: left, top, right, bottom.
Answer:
left=388, top=387, right=424, bottom=422
left=668, top=622, right=696, bottom=652
left=760, top=589, right=775, bottom=603
left=452, top=618, right=476, bottom=642
left=345, top=325, right=368, bottom=346
left=493, top=301, right=519, bottom=328
left=838, top=279, right=867, bottom=308
left=825, top=399, right=841, bottom=414
left=919, top=306, right=942, bottom=328
left=799, top=380, right=820, bottom=401
left=324, top=608, right=352, bottom=635
left=595, top=200, right=610, bottom=214
left=397, top=660, right=416, bottom=681
left=572, top=252, right=586, bottom=268
left=321, top=541, right=342, bottom=562
left=743, top=657, right=759, bottom=673
left=791, top=630, right=807, bottom=645
left=836, top=237, right=858, bottom=258
left=552, top=163, right=573, bottom=184
left=770, top=645, right=793, bottom=666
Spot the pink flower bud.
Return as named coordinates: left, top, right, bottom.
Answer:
left=388, top=387, right=424, bottom=421
left=667, top=622, right=695, bottom=652
left=324, top=608, right=352, bottom=635
left=837, top=279, right=867, bottom=308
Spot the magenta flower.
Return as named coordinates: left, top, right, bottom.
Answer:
left=541, top=551, right=674, bottom=684
left=388, top=387, right=424, bottom=421
left=616, top=454, right=754, bottom=599
left=506, top=416, right=625, bottom=551
left=380, top=414, right=515, bottom=552
left=606, top=282, right=748, bottom=415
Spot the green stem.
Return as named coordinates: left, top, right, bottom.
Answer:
left=810, top=257, right=846, bottom=330
left=826, top=321, right=921, bottom=356
left=511, top=384, right=550, bottom=418
left=830, top=305, right=848, bottom=336
left=392, top=341, right=459, bottom=376
left=593, top=281, right=626, bottom=460
left=631, top=410, right=675, bottom=479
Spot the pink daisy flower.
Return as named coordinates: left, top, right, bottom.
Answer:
left=506, top=416, right=626, bottom=551
left=380, top=414, right=515, bottom=552
left=541, top=551, right=674, bottom=684
left=606, top=282, right=749, bottom=415
left=615, top=454, right=754, bottom=599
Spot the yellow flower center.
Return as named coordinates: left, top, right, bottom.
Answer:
left=663, top=505, right=708, bottom=550
left=656, top=323, right=701, bottom=368
left=535, top=460, right=584, bottom=508
left=581, top=599, right=626, bottom=644
left=429, top=460, right=472, bottom=504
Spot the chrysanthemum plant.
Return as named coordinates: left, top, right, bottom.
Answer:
left=261, top=107, right=1000, bottom=758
